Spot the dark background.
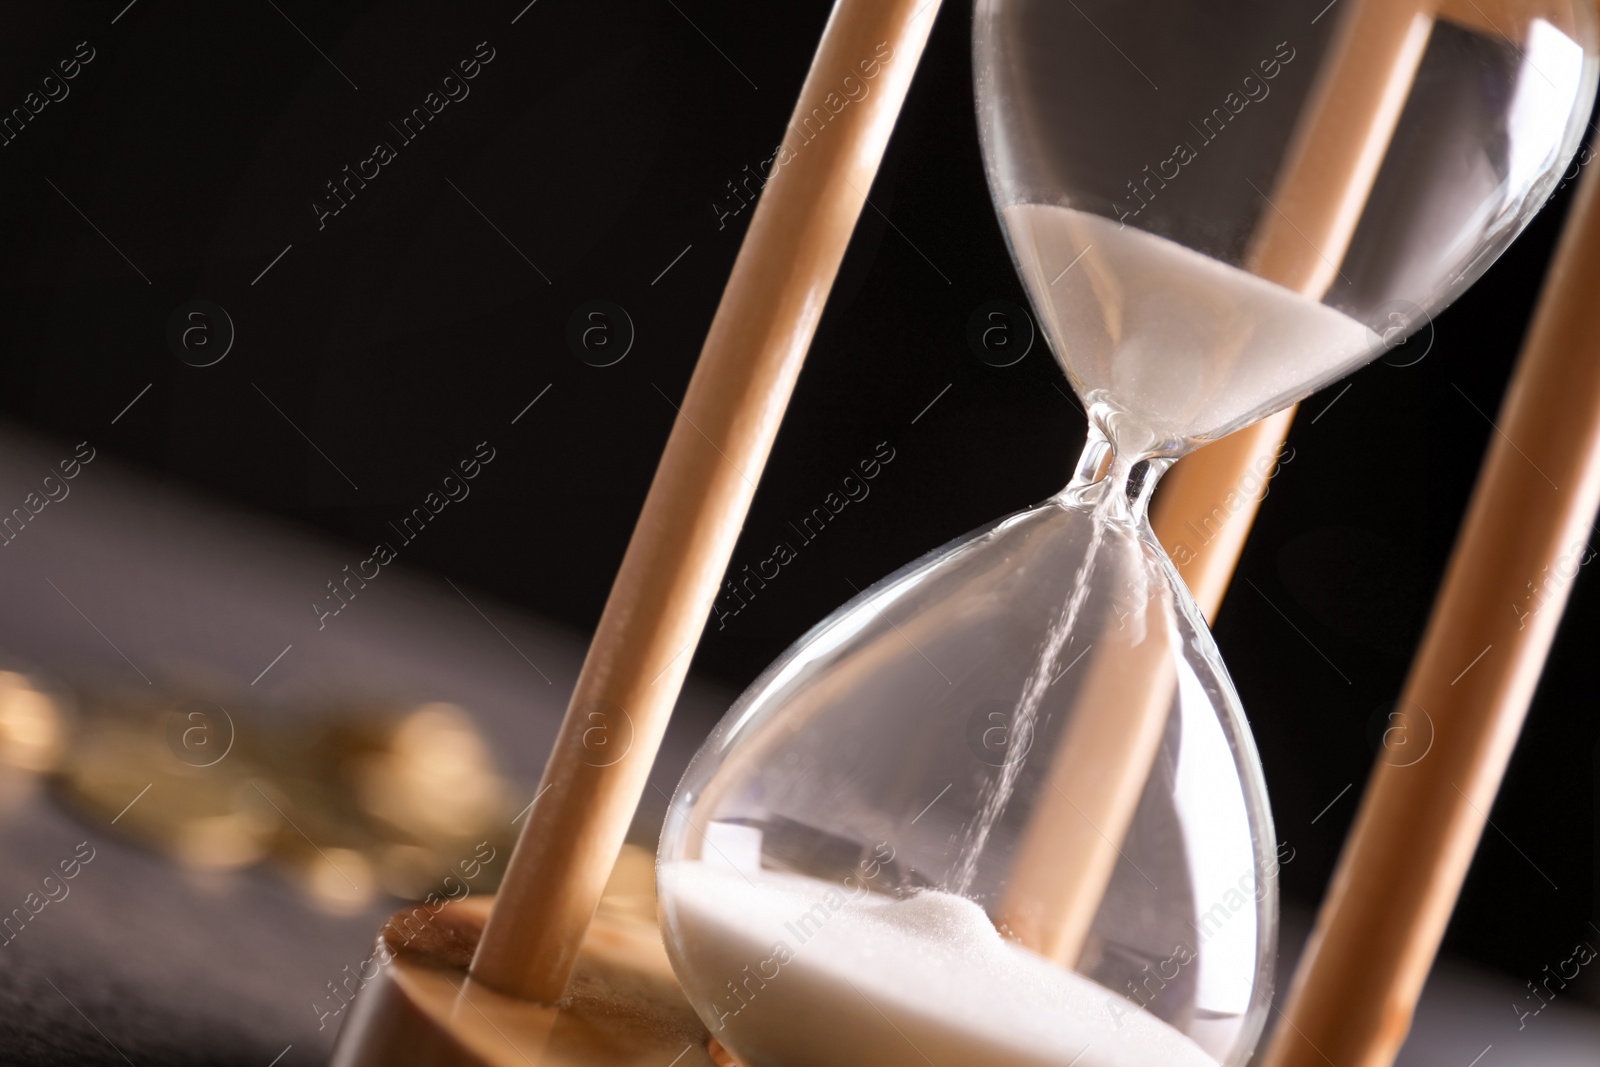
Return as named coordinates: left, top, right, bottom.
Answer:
left=0, top=0, right=1594, bottom=1002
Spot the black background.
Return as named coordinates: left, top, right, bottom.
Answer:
left=0, top=0, right=1595, bottom=999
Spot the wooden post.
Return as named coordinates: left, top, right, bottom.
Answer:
left=1156, top=0, right=1589, bottom=618
left=1261, top=115, right=1600, bottom=1067
left=1155, top=0, right=1434, bottom=616
left=468, top=0, right=944, bottom=1003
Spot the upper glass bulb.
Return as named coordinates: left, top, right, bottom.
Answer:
left=977, top=0, right=1597, bottom=453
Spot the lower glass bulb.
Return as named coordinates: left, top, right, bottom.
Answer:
left=659, top=437, right=1278, bottom=1067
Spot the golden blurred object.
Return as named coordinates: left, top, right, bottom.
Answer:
left=50, top=685, right=518, bottom=911
left=0, top=670, right=65, bottom=772
left=175, top=812, right=276, bottom=871
left=300, top=845, right=377, bottom=916
left=356, top=703, right=505, bottom=838
left=58, top=727, right=276, bottom=871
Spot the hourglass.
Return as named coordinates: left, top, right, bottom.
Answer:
left=657, top=3, right=1598, bottom=1066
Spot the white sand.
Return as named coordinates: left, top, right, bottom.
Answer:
left=1003, top=204, right=1379, bottom=446
left=660, top=860, right=1219, bottom=1067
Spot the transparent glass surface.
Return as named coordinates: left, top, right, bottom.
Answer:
left=658, top=3, right=1597, bottom=1066
left=976, top=0, right=1598, bottom=452
left=661, top=439, right=1276, bottom=1067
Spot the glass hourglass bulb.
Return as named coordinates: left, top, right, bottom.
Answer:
left=659, top=3, right=1598, bottom=1066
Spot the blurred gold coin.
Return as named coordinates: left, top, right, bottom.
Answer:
left=298, top=846, right=375, bottom=915
left=54, top=688, right=518, bottom=911
left=0, top=671, right=65, bottom=772
left=355, top=703, right=505, bottom=838
left=175, top=811, right=273, bottom=870
left=57, top=728, right=274, bottom=871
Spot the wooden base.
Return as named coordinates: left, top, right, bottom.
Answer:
left=331, top=851, right=723, bottom=1067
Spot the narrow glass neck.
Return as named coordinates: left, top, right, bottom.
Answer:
left=1062, top=425, right=1173, bottom=525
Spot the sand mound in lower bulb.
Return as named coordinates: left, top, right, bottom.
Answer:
left=660, top=861, right=1218, bottom=1067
